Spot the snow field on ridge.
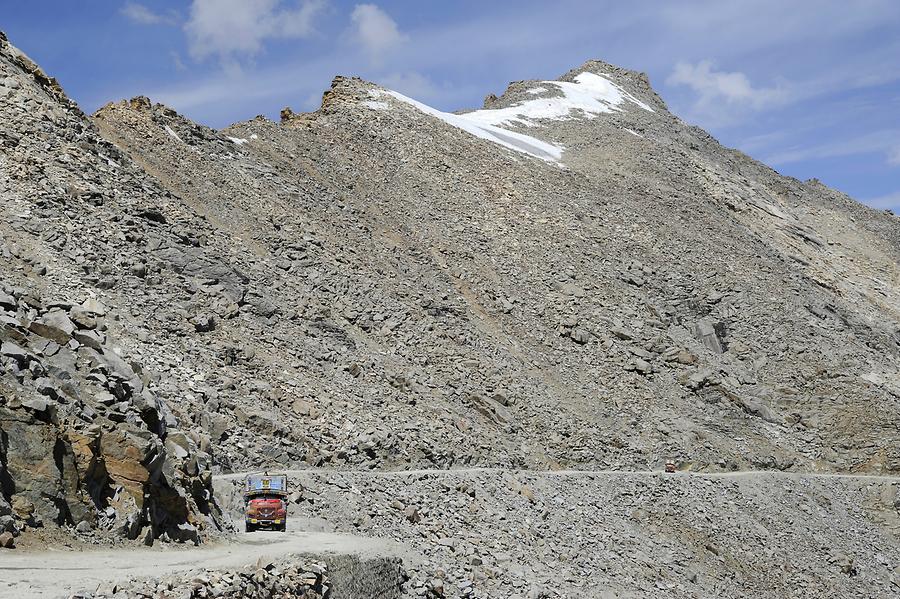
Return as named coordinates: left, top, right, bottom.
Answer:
left=364, top=71, right=652, bottom=162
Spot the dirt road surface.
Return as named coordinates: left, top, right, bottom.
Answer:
left=0, top=529, right=414, bottom=599
left=3, top=468, right=898, bottom=598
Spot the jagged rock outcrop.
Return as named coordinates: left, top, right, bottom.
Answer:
left=0, top=31, right=225, bottom=546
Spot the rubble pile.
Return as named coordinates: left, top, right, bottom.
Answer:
left=73, top=557, right=331, bottom=599
left=215, top=470, right=900, bottom=598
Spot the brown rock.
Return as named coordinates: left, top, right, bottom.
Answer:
left=404, top=506, right=421, bottom=523
left=101, top=431, right=153, bottom=507
left=72, top=330, right=104, bottom=350
left=519, top=486, right=536, bottom=504
left=10, top=496, right=34, bottom=520
left=675, top=349, right=697, bottom=365
left=28, top=309, right=75, bottom=345
left=291, top=398, right=321, bottom=418
left=206, top=413, right=232, bottom=441
left=69, top=306, right=97, bottom=329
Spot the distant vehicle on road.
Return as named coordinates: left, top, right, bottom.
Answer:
left=244, top=473, right=288, bottom=532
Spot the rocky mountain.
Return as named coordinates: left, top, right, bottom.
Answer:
left=2, top=26, right=900, bottom=598
left=91, top=60, right=900, bottom=479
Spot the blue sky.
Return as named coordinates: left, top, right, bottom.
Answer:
left=4, top=1, right=899, bottom=210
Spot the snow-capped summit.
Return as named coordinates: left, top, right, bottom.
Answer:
left=363, top=70, right=654, bottom=162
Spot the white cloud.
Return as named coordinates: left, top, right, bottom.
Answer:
left=888, top=147, right=900, bottom=166
left=185, top=0, right=325, bottom=64
left=349, top=4, right=407, bottom=59
left=130, top=0, right=900, bottom=138
left=668, top=60, right=790, bottom=110
left=121, top=2, right=177, bottom=26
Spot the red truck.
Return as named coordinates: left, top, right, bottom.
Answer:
left=244, top=473, right=288, bottom=532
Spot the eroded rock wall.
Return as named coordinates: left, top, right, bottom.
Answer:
left=0, top=31, right=226, bottom=546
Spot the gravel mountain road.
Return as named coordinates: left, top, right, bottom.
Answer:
left=215, top=467, right=900, bottom=483
left=0, top=527, right=414, bottom=599
left=4, top=468, right=898, bottom=598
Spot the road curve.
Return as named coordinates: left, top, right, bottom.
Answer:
left=4, top=467, right=897, bottom=599
left=0, top=530, right=413, bottom=599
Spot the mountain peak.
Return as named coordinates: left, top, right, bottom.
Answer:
left=560, top=59, right=669, bottom=110
left=350, top=62, right=663, bottom=164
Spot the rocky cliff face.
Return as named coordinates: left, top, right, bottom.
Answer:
left=2, top=24, right=899, bottom=563
left=0, top=32, right=224, bottom=546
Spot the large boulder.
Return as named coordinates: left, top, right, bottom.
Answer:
left=0, top=406, right=81, bottom=525
left=28, top=309, right=75, bottom=345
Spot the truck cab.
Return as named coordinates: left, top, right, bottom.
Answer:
left=244, top=473, right=288, bottom=532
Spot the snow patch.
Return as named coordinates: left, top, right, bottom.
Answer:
left=364, top=71, right=653, bottom=163
left=227, top=137, right=249, bottom=145
left=163, top=125, right=183, bottom=143
left=464, top=72, right=653, bottom=129
left=373, top=89, right=563, bottom=162
left=624, top=128, right=643, bottom=138
left=250, top=134, right=259, bottom=140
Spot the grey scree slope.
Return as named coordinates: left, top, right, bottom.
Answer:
left=2, top=28, right=900, bottom=599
